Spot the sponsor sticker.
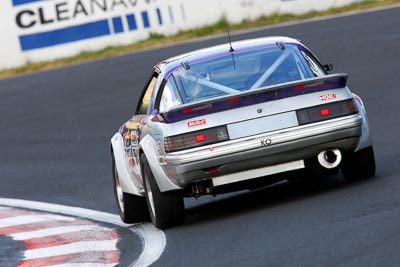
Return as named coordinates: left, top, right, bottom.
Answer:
left=182, top=104, right=212, bottom=114
left=188, top=119, right=206, bottom=127
left=320, top=93, right=337, bottom=101
left=294, top=81, right=325, bottom=91
left=158, top=156, right=167, bottom=165
left=261, top=138, right=272, bottom=147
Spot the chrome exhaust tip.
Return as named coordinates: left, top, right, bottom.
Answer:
left=317, top=149, right=342, bottom=169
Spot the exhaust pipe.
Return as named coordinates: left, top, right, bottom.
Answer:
left=317, top=149, right=342, bottom=169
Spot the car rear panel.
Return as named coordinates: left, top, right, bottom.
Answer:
left=156, top=74, right=362, bottom=189
left=163, top=86, right=354, bottom=140
left=162, top=114, right=362, bottom=188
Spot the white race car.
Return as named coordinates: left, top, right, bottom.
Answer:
left=111, top=36, right=375, bottom=229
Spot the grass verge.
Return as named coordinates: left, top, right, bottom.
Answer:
left=1, top=0, right=399, bottom=79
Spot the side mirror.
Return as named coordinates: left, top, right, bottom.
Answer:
left=323, top=63, right=333, bottom=72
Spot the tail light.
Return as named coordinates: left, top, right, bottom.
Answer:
left=296, top=99, right=358, bottom=125
left=164, top=126, right=229, bottom=152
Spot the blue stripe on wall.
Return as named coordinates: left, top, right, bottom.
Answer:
left=112, top=17, right=124, bottom=33
left=126, top=14, right=137, bottom=31
left=12, top=0, right=42, bottom=6
left=168, top=6, right=174, bottom=23
left=19, top=20, right=110, bottom=51
left=180, top=3, right=186, bottom=22
left=156, top=8, right=163, bottom=25
left=141, top=11, right=150, bottom=28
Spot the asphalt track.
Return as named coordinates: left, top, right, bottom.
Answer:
left=1, top=4, right=400, bottom=266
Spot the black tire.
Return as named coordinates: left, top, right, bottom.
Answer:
left=112, top=153, right=149, bottom=223
left=141, top=154, right=185, bottom=229
left=341, top=146, right=376, bottom=182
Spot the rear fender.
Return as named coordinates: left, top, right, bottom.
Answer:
left=353, top=94, right=372, bottom=151
left=111, top=133, right=143, bottom=196
left=140, top=135, right=181, bottom=192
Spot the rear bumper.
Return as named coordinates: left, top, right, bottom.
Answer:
left=163, top=114, right=362, bottom=189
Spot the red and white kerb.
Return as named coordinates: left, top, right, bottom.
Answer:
left=0, top=207, right=119, bottom=266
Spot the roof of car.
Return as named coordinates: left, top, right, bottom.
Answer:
left=155, top=36, right=302, bottom=77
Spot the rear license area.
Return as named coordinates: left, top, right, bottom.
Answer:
left=212, top=160, right=305, bottom=187
left=227, top=111, right=298, bottom=139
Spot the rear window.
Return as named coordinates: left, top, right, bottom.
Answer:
left=161, top=44, right=324, bottom=109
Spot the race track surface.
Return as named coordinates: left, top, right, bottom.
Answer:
left=1, top=5, right=400, bottom=266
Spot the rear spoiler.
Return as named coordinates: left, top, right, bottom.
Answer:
left=161, top=73, right=348, bottom=123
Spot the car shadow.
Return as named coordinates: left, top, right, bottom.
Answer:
left=183, top=173, right=376, bottom=227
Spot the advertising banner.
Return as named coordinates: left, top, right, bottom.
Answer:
left=0, top=0, right=363, bottom=70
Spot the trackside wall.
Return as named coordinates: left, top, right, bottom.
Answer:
left=0, top=0, right=364, bottom=70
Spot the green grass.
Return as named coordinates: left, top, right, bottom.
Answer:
left=1, top=0, right=399, bottom=78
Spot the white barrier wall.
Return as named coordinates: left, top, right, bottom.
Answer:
left=0, top=0, right=364, bottom=70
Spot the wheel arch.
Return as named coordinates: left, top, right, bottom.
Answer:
left=139, top=135, right=181, bottom=193
left=111, top=133, right=143, bottom=196
left=353, top=93, right=373, bottom=151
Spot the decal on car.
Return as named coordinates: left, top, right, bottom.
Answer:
left=124, top=116, right=146, bottom=130
left=320, top=93, right=337, bottom=101
left=188, top=119, right=207, bottom=127
left=158, top=156, right=168, bottom=165
left=119, top=116, right=146, bottom=173
left=261, top=138, right=272, bottom=147
left=295, top=81, right=324, bottom=90
left=182, top=103, right=212, bottom=114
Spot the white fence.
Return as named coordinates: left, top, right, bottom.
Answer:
left=0, top=0, right=363, bottom=70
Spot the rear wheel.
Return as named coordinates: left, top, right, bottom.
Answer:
left=141, top=154, right=185, bottom=229
left=112, top=153, right=149, bottom=223
left=341, top=146, right=376, bottom=182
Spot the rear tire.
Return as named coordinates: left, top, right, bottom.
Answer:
left=341, top=146, right=376, bottom=182
left=112, top=153, right=149, bottom=223
left=141, top=154, right=185, bottom=229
